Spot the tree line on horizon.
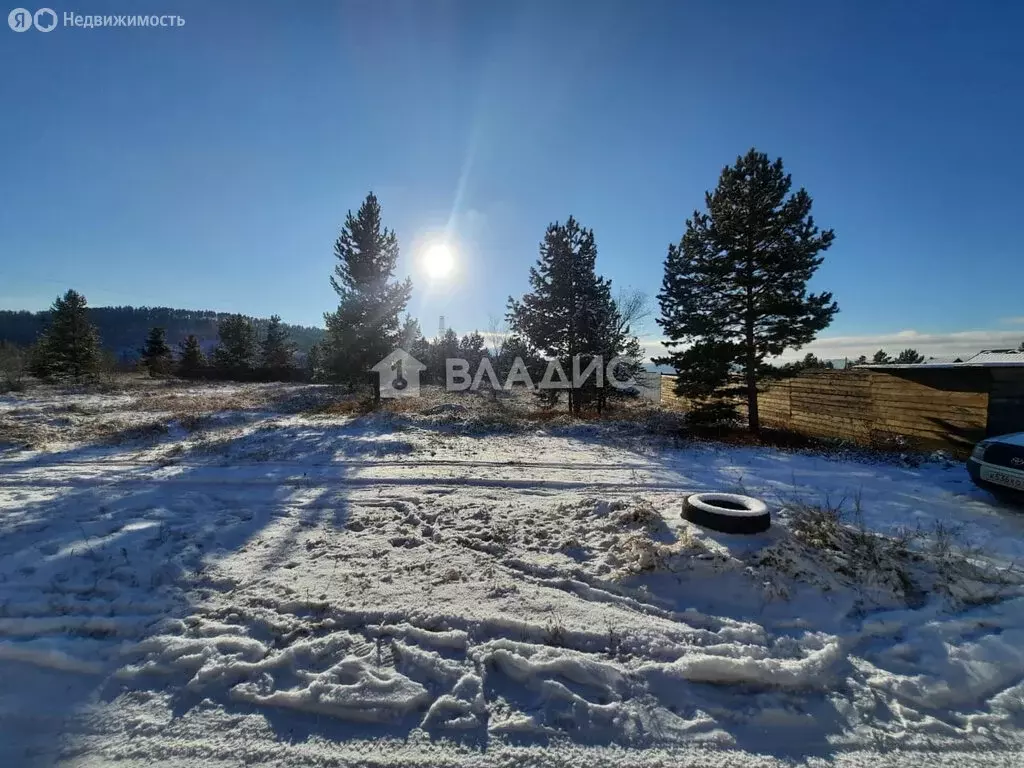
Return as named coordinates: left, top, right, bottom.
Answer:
left=0, top=292, right=313, bottom=388
left=0, top=306, right=323, bottom=357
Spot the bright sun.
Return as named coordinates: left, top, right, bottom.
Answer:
left=422, top=243, right=455, bottom=279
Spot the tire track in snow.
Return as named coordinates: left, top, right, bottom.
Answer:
left=0, top=475, right=704, bottom=492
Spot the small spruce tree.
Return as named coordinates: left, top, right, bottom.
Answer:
left=36, top=289, right=102, bottom=380
left=177, top=335, right=206, bottom=379
left=260, top=314, right=296, bottom=376
left=459, top=331, right=487, bottom=370
left=305, top=341, right=324, bottom=383
left=213, top=314, right=256, bottom=378
left=140, top=326, right=173, bottom=377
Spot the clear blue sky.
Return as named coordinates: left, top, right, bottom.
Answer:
left=2, top=0, right=1022, bottom=359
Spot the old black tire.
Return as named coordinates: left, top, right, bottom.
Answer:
left=682, top=493, right=771, bottom=534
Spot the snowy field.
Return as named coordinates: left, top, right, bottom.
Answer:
left=1, top=381, right=1024, bottom=767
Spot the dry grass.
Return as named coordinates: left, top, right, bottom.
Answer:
left=774, top=494, right=1024, bottom=608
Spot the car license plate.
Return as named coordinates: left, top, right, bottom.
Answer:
left=981, top=465, right=1024, bottom=491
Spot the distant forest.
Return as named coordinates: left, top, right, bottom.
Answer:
left=0, top=306, right=324, bottom=360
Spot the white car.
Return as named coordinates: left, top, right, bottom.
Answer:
left=967, top=432, right=1024, bottom=502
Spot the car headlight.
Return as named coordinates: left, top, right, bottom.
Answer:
left=971, top=441, right=990, bottom=460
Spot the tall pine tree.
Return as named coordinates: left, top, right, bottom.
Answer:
left=324, top=192, right=412, bottom=398
left=657, top=149, right=837, bottom=430
left=507, top=217, right=639, bottom=415
left=140, top=326, right=173, bottom=377
left=37, top=289, right=101, bottom=380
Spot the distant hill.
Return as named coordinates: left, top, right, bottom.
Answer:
left=0, top=306, right=325, bottom=360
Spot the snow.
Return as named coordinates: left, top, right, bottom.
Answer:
left=1, top=382, right=1024, bottom=766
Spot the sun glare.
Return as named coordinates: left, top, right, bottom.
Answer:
left=422, top=242, right=455, bottom=279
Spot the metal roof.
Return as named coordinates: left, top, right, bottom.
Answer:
left=960, top=350, right=1024, bottom=365
left=855, top=349, right=1024, bottom=370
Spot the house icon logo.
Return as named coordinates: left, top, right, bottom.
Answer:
left=371, top=348, right=426, bottom=399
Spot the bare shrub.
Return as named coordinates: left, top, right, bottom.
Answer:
left=781, top=494, right=1023, bottom=607
left=614, top=498, right=661, bottom=528
left=0, top=343, right=26, bottom=393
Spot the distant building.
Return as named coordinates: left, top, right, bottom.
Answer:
left=959, top=349, right=1024, bottom=365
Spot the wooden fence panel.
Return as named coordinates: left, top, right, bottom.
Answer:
left=661, top=369, right=989, bottom=453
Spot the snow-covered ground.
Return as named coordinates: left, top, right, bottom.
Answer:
left=2, top=382, right=1024, bottom=767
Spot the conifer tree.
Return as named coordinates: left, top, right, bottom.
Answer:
left=260, top=314, right=296, bottom=375
left=423, top=328, right=460, bottom=385
left=324, top=192, right=412, bottom=398
left=894, top=348, right=925, bottom=364
left=305, top=341, right=324, bottom=383
left=872, top=349, right=891, bottom=364
left=508, top=217, right=638, bottom=414
left=459, top=331, right=487, bottom=370
left=398, top=316, right=424, bottom=352
left=398, top=316, right=431, bottom=371
left=438, top=327, right=460, bottom=360
left=212, top=314, right=256, bottom=378
left=36, top=289, right=101, bottom=380
left=140, top=326, right=173, bottom=377
left=177, top=334, right=206, bottom=379
left=657, top=149, right=837, bottom=430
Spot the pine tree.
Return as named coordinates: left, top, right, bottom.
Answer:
left=508, top=217, right=637, bottom=415
left=1018, top=340, right=1024, bottom=352
left=260, top=314, right=296, bottom=375
left=398, top=316, right=431, bottom=374
left=872, top=349, right=892, bottom=364
left=657, top=149, right=837, bottom=430
left=139, top=326, right=173, bottom=377
left=423, top=328, right=460, bottom=385
left=305, top=341, right=324, bottom=382
left=36, top=289, right=101, bottom=380
left=494, top=334, right=546, bottom=391
left=177, top=334, right=206, bottom=379
left=459, top=331, right=487, bottom=369
left=398, top=316, right=426, bottom=353
left=894, top=348, right=925, bottom=364
left=438, top=327, right=460, bottom=360
left=798, top=352, right=834, bottom=370
left=853, top=355, right=868, bottom=366
left=212, top=314, right=256, bottom=378
left=324, top=192, right=412, bottom=398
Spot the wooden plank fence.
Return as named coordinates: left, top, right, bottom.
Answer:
left=661, top=369, right=989, bottom=452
